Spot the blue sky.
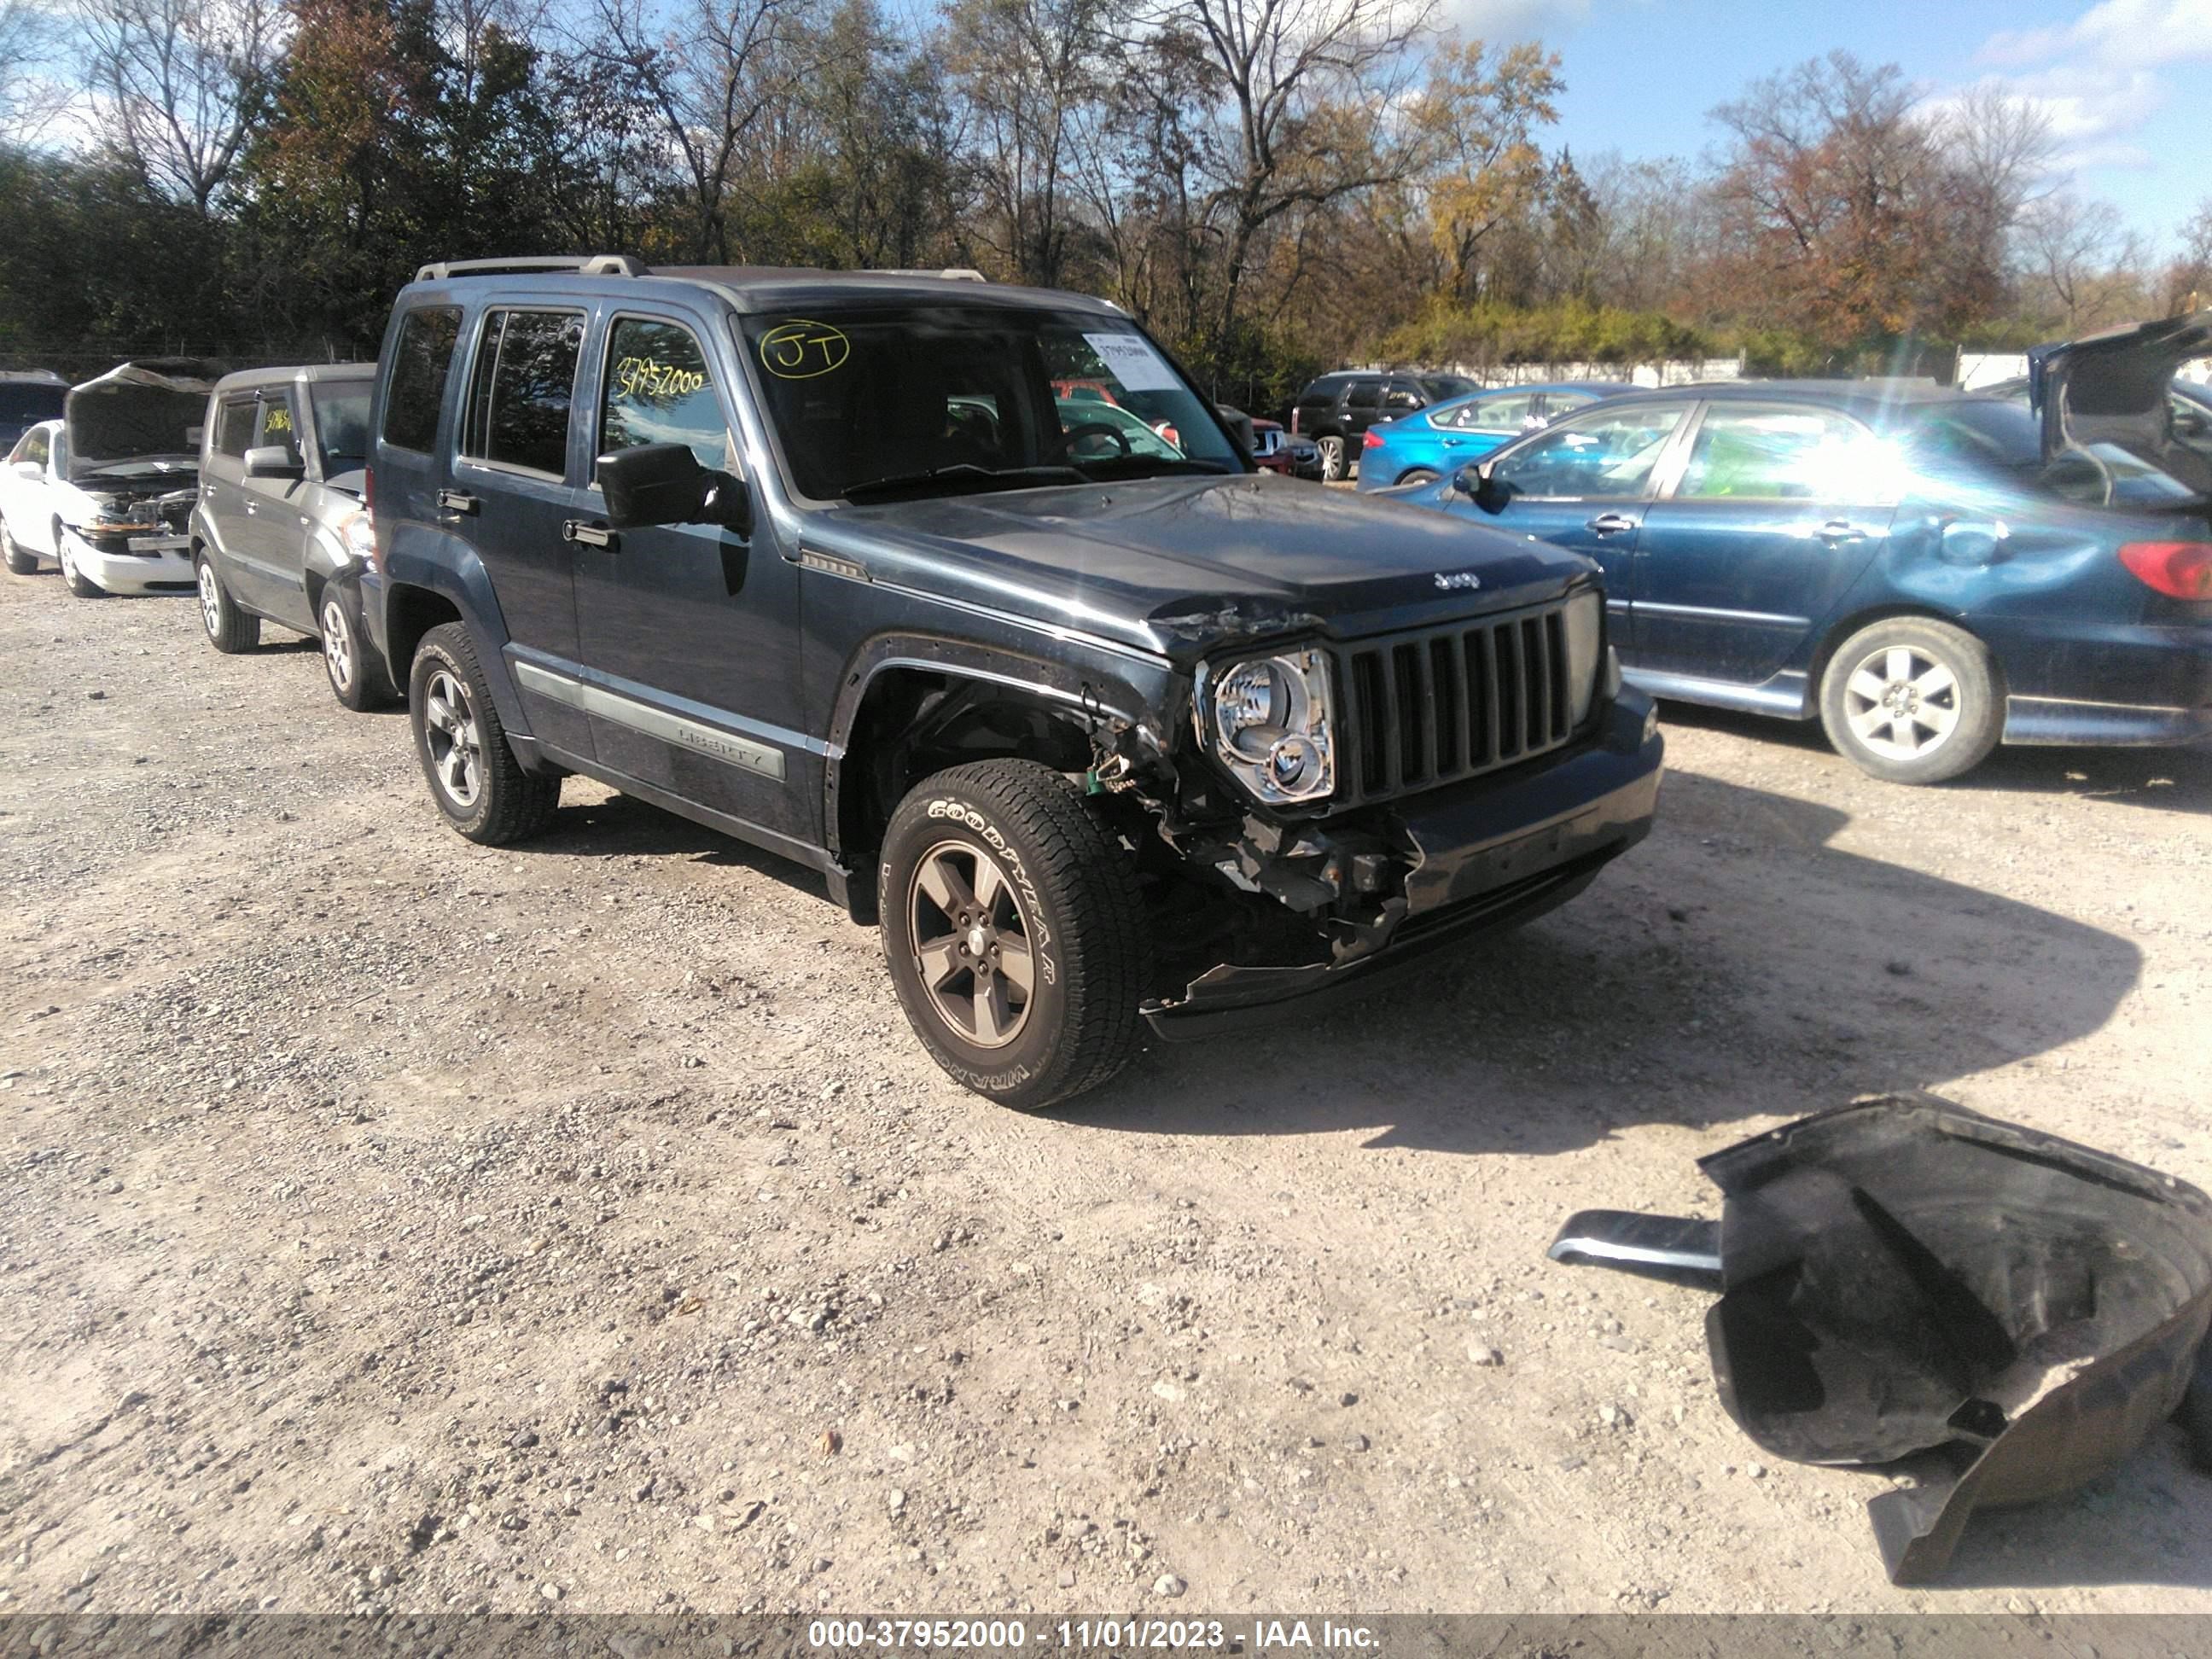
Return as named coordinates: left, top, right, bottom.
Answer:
left=1461, top=0, right=2212, bottom=251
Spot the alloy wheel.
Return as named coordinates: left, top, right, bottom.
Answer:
left=198, top=562, right=223, bottom=637
left=1842, top=644, right=1961, bottom=762
left=422, top=667, right=484, bottom=808
left=905, top=839, right=1037, bottom=1050
left=322, top=597, right=354, bottom=692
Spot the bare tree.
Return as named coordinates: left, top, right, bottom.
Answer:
left=585, top=0, right=815, bottom=262
left=2017, top=192, right=2146, bottom=333
left=2168, top=196, right=2212, bottom=313
left=2, top=0, right=77, bottom=141
left=82, top=0, right=281, bottom=216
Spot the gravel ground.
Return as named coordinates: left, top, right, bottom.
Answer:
left=3, top=569, right=2209, bottom=1618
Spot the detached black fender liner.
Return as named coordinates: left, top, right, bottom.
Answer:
left=1549, top=1093, right=2212, bottom=1584
left=1143, top=696, right=1662, bottom=1038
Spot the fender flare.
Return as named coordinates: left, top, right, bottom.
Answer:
left=381, top=543, right=528, bottom=737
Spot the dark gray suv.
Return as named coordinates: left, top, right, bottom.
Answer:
left=362, top=256, right=1662, bottom=1108
left=190, top=363, right=396, bottom=709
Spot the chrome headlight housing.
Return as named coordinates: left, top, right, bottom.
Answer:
left=1197, top=645, right=1337, bottom=806
left=1563, top=586, right=1605, bottom=728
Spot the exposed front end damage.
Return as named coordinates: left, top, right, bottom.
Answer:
left=1086, top=669, right=1663, bottom=1038
left=1547, top=1094, right=2212, bottom=1584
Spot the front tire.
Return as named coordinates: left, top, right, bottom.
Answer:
left=1, top=518, right=36, bottom=575
left=1316, top=434, right=1347, bottom=482
left=878, top=760, right=1146, bottom=1109
left=195, top=553, right=259, bottom=651
left=409, top=622, right=559, bottom=843
left=58, top=529, right=105, bottom=598
left=319, top=584, right=393, bottom=711
left=1818, top=617, right=2002, bottom=784
left=1396, top=467, right=1439, bottom=486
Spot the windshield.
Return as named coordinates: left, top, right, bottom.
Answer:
left=311, top=381, right=372, bottom=473
left=738, top=305, right=1242, bottom=500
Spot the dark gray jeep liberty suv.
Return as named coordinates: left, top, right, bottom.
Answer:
left=364, top=256, right=1664, bottom=1107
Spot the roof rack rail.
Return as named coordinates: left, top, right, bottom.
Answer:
left=870, top=267, right=987, bottom=283
left=413, top=254, right=651, bottom=283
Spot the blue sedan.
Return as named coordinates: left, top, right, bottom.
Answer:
left=1383, top=348, right=2212, bottom=783
left=1355, top=381, right=1634, bottom=492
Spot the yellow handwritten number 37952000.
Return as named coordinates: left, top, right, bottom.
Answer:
left=758, top=320, right=851, bottom=380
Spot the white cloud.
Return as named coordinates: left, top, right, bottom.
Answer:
left=1982, top=0, right=2212, bottom=71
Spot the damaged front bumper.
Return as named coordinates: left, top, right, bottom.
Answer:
left=1141, top=692, right=1662, bottom=1038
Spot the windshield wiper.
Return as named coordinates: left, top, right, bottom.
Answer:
left=843, top=463, right=1088, bottom=501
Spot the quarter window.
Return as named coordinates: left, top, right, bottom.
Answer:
left=1675, top=407, right=1869, bottom=501
left=1487, top=405, right=1688, bottom=499
left=382, top=306, right=462, bottom=453
left=217, top=399, right=257, bottom=458
left=599, top=317, right=729, bottom=474
left=463, top=310, right=584, bottom=477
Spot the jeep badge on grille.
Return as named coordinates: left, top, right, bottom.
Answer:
left=1435, top=571, right=1481, bottom=591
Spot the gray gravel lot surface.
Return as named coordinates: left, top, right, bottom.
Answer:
left=3, top=571, right=2209, bottom=1616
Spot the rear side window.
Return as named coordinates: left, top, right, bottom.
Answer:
left=463, top=309, right=584, bottom=477
left=382, top=306, right=463, bottom=453
left=599, top=317, right=729, bottom=473
left=217, top=399, right=256, bottom=457
left=1345, top=381, right=1382, bottom=410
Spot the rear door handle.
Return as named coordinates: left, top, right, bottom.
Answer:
left=1586, top=513, right=1637, bottom=535
left=1815, top=520, right=1865, bottom=543
left=562, top=520, right=618, bottom=551
left=436, top=489, right=479, bottom=515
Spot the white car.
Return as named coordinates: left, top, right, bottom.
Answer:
left=0, top=360, right=212, bottom=597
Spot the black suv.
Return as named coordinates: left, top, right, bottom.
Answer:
left=1292, top=371, right=1476, bottom=481
left=364, top=258, right=1662, bottom=1107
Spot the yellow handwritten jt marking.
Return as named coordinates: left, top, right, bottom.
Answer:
left=758, top=320, right=850, bottom=380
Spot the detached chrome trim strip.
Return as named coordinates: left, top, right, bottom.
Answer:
left=513, top=661, right=789, bottom=781
left=2010, top=693, right=2193, bottom=714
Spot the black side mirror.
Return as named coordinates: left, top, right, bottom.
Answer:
left=1454, top=461, right=1508, bottom=509
left=597, top=442, right=751, bottom=537
left=244, top=445, right=303, bottom=480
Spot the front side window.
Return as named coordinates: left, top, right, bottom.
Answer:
left=256, top=392, right=302, bottom=465
left=383, top=306, right=462, bottom=453
left=310, top=382, right=373, bottom=474
left=463, top=309, right=583, bottom=477
left=738, top=306, right=1239, bottom=501
left=217, top=399, right=256, bottom=458
left=1675, top=406, right=1870, bottom=501
left=599, top=317, right=729, bottom=474
left=1488, top=404, right=1688, bottom=500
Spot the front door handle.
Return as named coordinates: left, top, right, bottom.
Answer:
left=562, top=520, right=618, bottom=551
left=1815, top=520, right=1866, bottom=544
left=1586, top=513, right=1637, bottom=535
left=436, top=489, right=479, bottom=515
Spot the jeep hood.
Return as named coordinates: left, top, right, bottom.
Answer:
left=809, top=473, right=1596, bottom=661
left=65, top=358, right=217, bottom=477
left=2032, top=310, right=2212, bottom=495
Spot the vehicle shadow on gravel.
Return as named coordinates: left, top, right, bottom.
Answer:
left=1658, top=699, right=2212, bottom=816
left=1078, top=771, right=2142, bottom=1154
left=531, top=787, right=835, bottom=896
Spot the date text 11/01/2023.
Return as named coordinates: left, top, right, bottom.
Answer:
left=806, top=1620, right=1382, bottom=1651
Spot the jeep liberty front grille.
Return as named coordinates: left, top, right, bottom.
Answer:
left=1334, top=600, right=1578, bottom=805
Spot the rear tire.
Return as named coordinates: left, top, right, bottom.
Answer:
left=195, top=553, right=259, bottom=651
left=1396, top=467, right=1439, bottom=486
left=409, top=621, right=559, bottom=843
left=1818, top=617, right=2002, bottom=784
left=878, top=760, right=1146, bottom=1110
left=1316, top=434, right=1346, bottom=482
left=318, top=584, right=393, bottom=711
left=1, top=518, right=35, bottom=575
left=58, top=529, right=105, bottom=598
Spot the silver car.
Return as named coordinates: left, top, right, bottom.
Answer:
left=190, top=363, right=394, bottom=708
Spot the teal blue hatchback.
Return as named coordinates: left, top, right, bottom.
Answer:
left=1356, top=381, right=1634, bottom=492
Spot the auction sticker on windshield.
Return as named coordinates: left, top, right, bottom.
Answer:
left=1082, top=331, right=1179, bottom=392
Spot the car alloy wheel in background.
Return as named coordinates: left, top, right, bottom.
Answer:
left=194, top=553, right=260, bottom=651
left=1316, top=435, right=1346, bottom=481
left=322, top=596, right=358, bottom=696
left=58, top=530, right=104, bottom=598
left=1818, top=617, right=2004, bottom=785
left=1, top=518, right=36, bottom=576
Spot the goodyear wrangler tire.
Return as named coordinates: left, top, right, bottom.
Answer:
left=879, top=760, right=1146, bottom=1109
